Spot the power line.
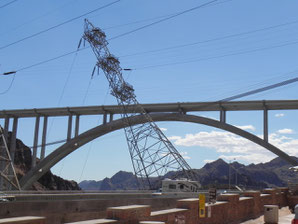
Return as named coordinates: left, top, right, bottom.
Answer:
left=109, top=0, right=219, bottom=41
left=3, top=24, right=298, bottom=77
left=102, top=0, right=234, bottom=31
left=0, top=0, right=18, bottom=9
left=220, top=76, right=298, bottom=102
left=0, top=74, right=15, bottom=95
left=17, top=47, right=87, bottom=72
left=133, top=38, right=298, bottom=70
left=0, top=0, right=120, bottom=50
left=27, top=74, right=298, bottom=150
left=2, top=0, right=222, bottom=74
left=0, top=0, right=79, bottom=37
left=120, top=19, right=298, bottom=58
left=202, top=69, right=298, bottom=102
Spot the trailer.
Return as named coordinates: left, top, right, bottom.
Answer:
left=161, top=178, right=201, bottom=192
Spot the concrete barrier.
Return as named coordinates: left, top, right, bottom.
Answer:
left=0, top=216, right=46, bottom=224
left=0, top=188, right=293, bottom=224
left=107, top=205, right=151, bottom=224
left=64, top=219, right=118, bottom=224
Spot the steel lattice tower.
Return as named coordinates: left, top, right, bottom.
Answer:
left=81, top=19, right=195, bottom=189
left=0, top=126, right=20, bottom=190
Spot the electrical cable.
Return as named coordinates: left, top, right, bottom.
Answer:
left=46, top=57, right=76, bottom=175
left=17, top=47, right=87, bottom=72
left=220, top=76, right=298, bottom=102
left=45, top=50, right=79, bottom=152
left=0, top=0, right=79, bottom=37
left=108, top=0, right=219, bottom=41
left=133, top=38, right=298, bottom=70
left=0, top=73, right=15, bottom=95
left=101, top=0, right=234, bottom=31
left=57, top=51, right=78, bottom=106
left=0, top=0, right=120, bottom=50
left=81, top=78, right=93, bottom=105
left=78, top=141, right=93, bottom=182
left=0, top=0, right=18, bottom=9
left=119, top=19, right=298, bottom=58
left=4, top=15, right=297, bottom=76
left=1, top=0, right=226, bottom=75
left=27, top=73, right=298, bottom=154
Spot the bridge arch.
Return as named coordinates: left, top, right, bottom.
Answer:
left=20, top=113, right=297, bottom=189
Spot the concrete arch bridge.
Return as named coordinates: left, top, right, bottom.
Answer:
left=0, top=100, right=297, bottom=190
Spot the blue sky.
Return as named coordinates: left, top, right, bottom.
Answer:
left=0, top=0, right=298, bottom=182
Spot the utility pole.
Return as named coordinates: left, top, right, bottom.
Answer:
left=81, top=19, right=197, bottom=189
left=228, top=160, right=231, bottom=191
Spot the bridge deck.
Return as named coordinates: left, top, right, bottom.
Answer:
left=0, top=100, right=297, bottom=118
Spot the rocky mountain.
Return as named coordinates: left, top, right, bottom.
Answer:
left=79, top=157, right=298, bottom=190
left=5, top=132, right=80, bottom=190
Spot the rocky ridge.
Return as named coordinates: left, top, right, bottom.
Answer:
left=79, top=157, right=298, bottom=190
left=6, top=132, right=80, bottom=190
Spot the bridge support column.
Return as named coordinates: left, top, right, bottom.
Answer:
left=4, top=116, right=9, bottom=141
left=32, top=116, right=40, bottom=167
left=264, top=108, right=268, bottom=142
left=103, top=112, right=107, bottom=124
left=220, top=110, right=226, bottom=123
left=40, top=116, right=48, bottom=160
left=75, top=115, right=80, bottom=137
left=109, top=113, right=113, bottom=122
left=10, top=117, right=18, bottom=163
left=67, top=115, right=73, bottom=142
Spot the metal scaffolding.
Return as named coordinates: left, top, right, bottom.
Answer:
left=0, top=125, right=20, bottom=191
left=81, top=19, right=195, bottom=189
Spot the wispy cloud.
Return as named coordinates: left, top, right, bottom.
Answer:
left=275, top=113, right=285, bottom=117
left=277, top=128, right=294, bottom=134
left=219, top=154, right=275, bottom=164
left=236, top=125, right=256, bottom=131
left=180, top=151, right=191, bottom=160
left=160, top=127, right=167, bottom=131
left=169, top=129, right=298, bottom=164
left=204, top=159, right=215, bottom=164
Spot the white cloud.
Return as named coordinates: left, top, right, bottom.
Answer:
left=204, top=159, right=215, bottom=164
left=275, top=113, right=285, bottom=117
left=180, top=151, right=191, bottom=160
left=236, top=125, right=256, bottom=131
left=160, top=127, right=167, bottom=131
left=169, top=129, right=298, bottom=164
left=220, top=154, right=275, bottom=164
left=168, top=136, right=181, bottom=141
left=277, top=128, right=294, bottom=134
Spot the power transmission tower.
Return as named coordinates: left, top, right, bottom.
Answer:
left=0, top=126, right=21, bottom=191
left=80, top=19, right=196, bottom=189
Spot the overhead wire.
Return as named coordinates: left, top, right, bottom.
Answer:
left=108, top=0, right=219, bottom=41
left=0, top=73, right=15, bottom=95
left=27, top=72, right=298, bottom=151
left=93, top=0, right=234, bottom=30
left=3, top=13, right=297, bottom=77
left=0, top=0, right=18, bottom=9
left=201, top=69, right=298, bottom=102
left=221, top=76, right=298, bottom=102
left=2, top=0, right=229, bottom=75
left=132, top=38, right=298, bottom=70
left=119, top=19, right=298, bottom=58
left=45, top=50, right=79, bottom=159
left=0, top=0, right=80, bottom=37
left=0, top=0, right=121, bottom=50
